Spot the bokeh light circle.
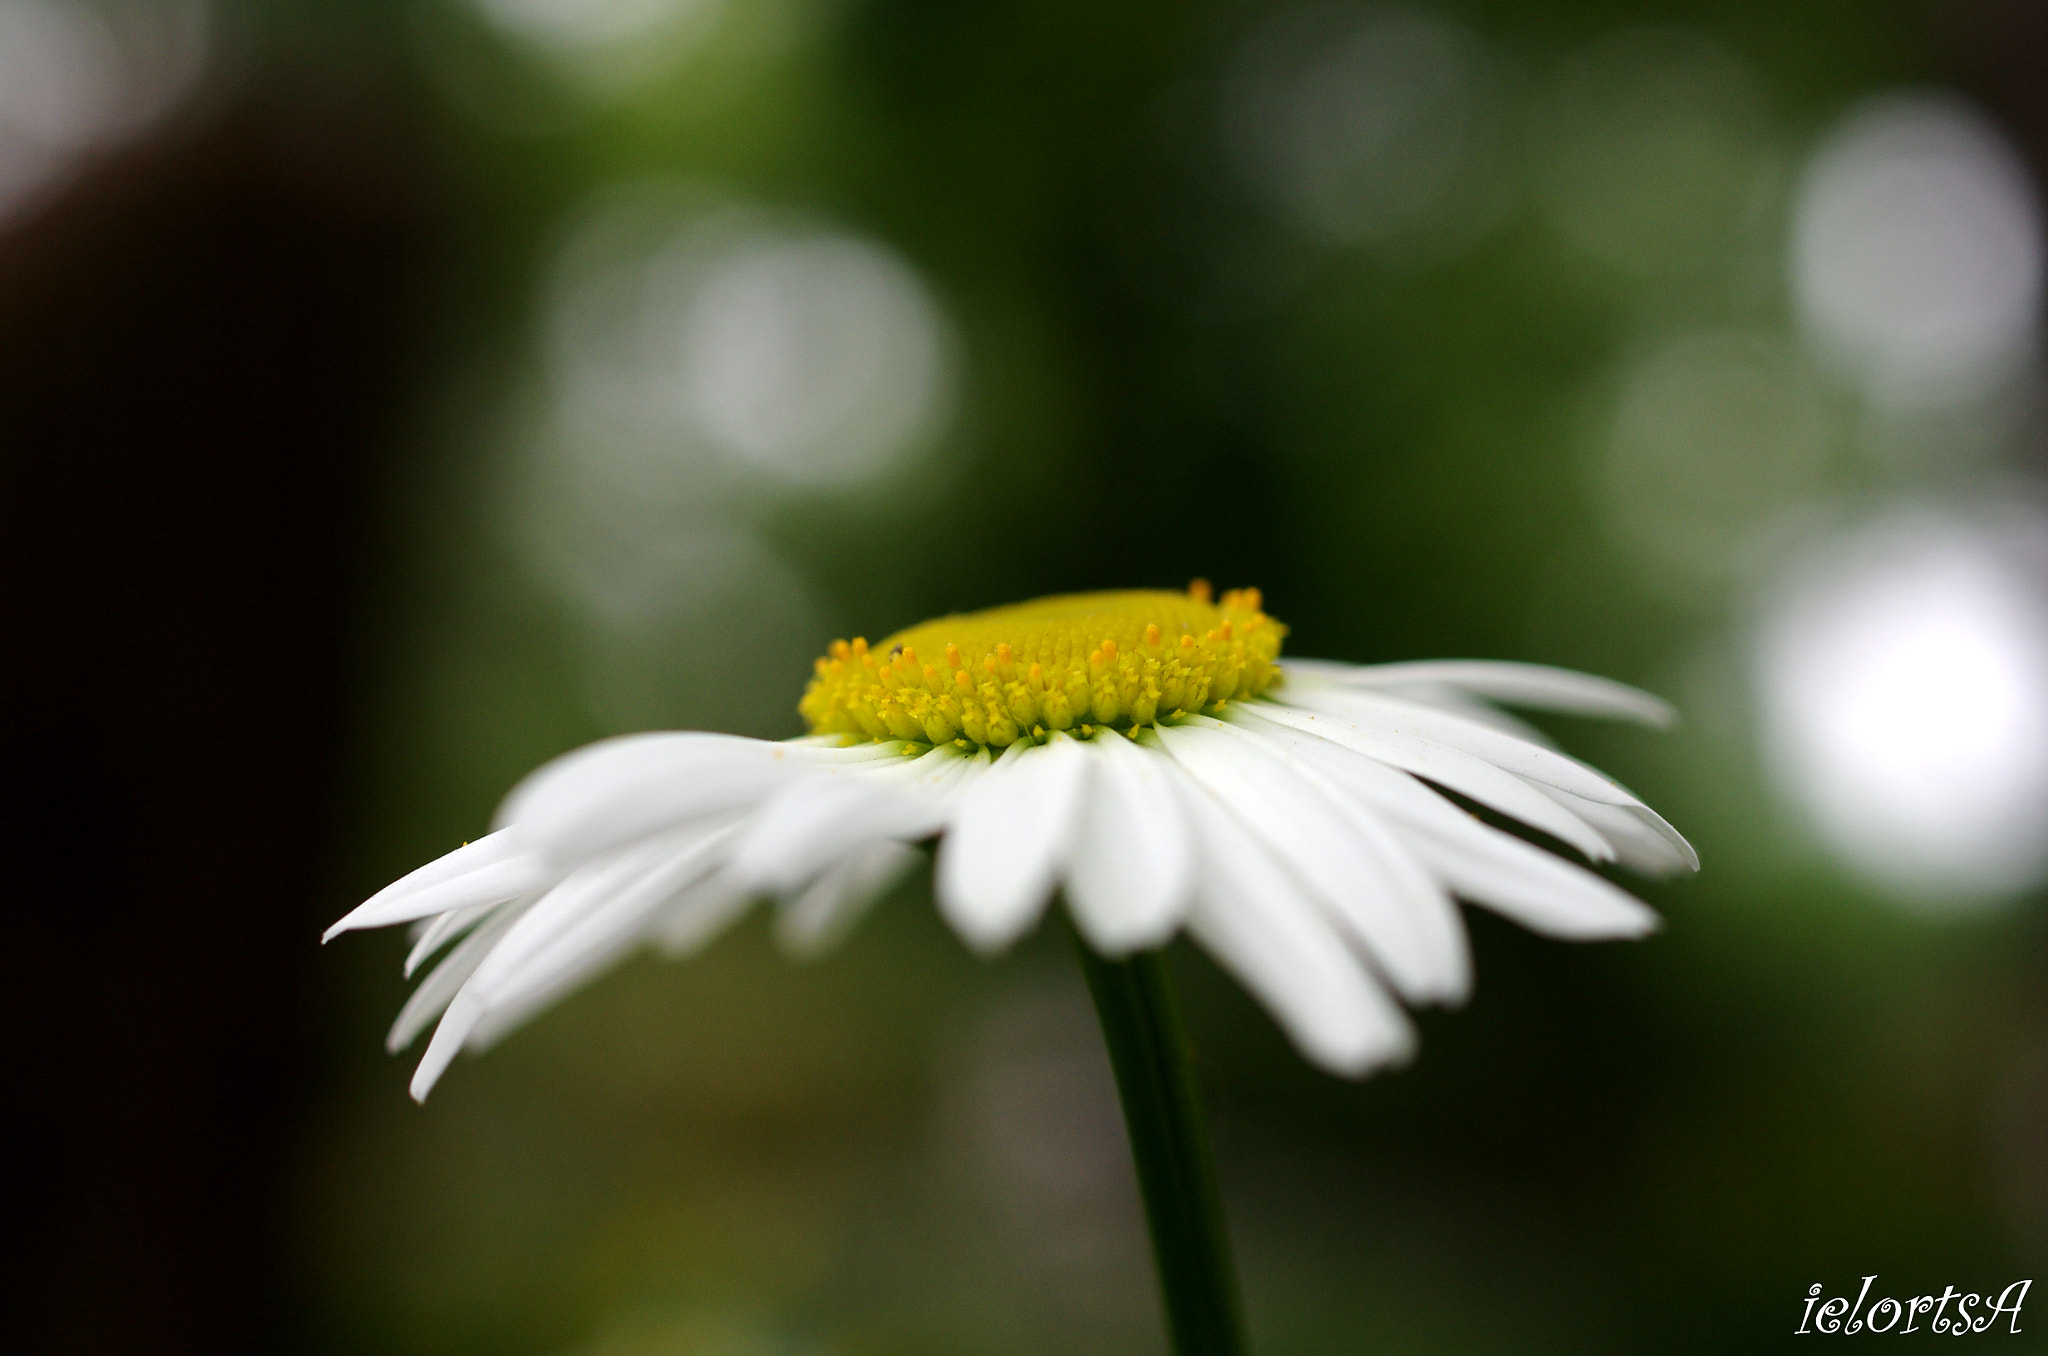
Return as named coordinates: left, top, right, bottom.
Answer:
left=653, top=229, right=954, bottom=486
left=465, top=0, right=725, bottom=93
left=1755, top=506, right=2048, bottom=906
left=0, top=0, right=209, bottom=225
left=1791, top=91, right=2042, bottom=408
left=542, top=187, right=957, bottom=495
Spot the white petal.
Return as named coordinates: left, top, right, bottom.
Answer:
left=1370, top=684, right=1563, bottom=745
left=1150, top=720, right=1459, bottom=1003
left=1528, top=784, right=1699, bottom=876
left=387, top=895, right=536, bottom=1052
left=856, top=738, right=985, bottom=803
left=466, top=882, right=751, bottom=1057
left=1272, top=681, right=1642, bottom=809
left=1237, top=701, right=1616, bottom=863
left=648, top=871, right=756, bottom=959
left=1209, top=717, right=1473, bottom=1005
left=1222, top=706, right=1491, bottom=840
left=1217, top=710, right=1662, bottom=938
left=1281, top=682, right=1641, bottom=807
left=468, top=824, right=736, bottom=1018
left=936, top=735, right=1087, bottom=954
left=1062, top=733, right=1192, bottom=956
left=1164, top=718, right=1469, bottom=1004
left=1286, top=659, right=1676, bottom=727
left=325, top=828, right=550, bottom=941
left=403, top=899, right=499, bottom=978
left=495, top=733, right=902, bottom=866
left=411, top=988, right=484, bottom=1100
left=1174, top=780, right=1414, bottom=1075
left=777, top=838, right=923, bottom=958
left=1407, top=828, right=1661, bottom=939
left=403, top=815, right=740, bottom=1102
left=726, top=771, right=944, bottom=895
left=454, top=841, right=677, bottom=1000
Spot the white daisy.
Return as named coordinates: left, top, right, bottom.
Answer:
left=329, top=584, right=1694, bottom=1100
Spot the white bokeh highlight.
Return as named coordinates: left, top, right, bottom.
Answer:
left=0, top=0, right=208, bottom=227
left=655, top=229, right=954, bottom=486
left=465, top=0, right=725, bottom=94
left=542, top=189, right=956, bottom=496
left=1756, top=508, right=2048, bottom=905
left=472, top=0, right=713, bottom=50
left=1792, top=92, right=2043, bottom=408
left=514, top=185, right=958, bottom=731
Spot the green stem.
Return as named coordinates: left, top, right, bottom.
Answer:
left=1076, top=939, right=1248, bottom=1356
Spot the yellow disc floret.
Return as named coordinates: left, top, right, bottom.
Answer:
left=800, top=582, right=1285, bottom=747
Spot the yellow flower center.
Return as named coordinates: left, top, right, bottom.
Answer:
left=800, top=582, right=1285, bottom=746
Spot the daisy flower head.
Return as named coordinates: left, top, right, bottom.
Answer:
left=329, top=583, right=1694, bottom=1101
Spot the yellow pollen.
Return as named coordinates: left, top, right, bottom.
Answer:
left=801, top=584, right=1286, bottom=747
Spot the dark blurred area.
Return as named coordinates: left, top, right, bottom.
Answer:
left=0, top=21, right=433, bottom=1351
left=4, top=1, right=2048, bottom=1353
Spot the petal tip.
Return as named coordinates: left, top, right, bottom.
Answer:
left=1322, top=1034, right=1416, bottom=1080
left=408, top=1062, right=447, bottom=1102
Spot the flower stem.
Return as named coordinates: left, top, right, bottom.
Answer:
left=1076, top=939, right=1248, bottom=1356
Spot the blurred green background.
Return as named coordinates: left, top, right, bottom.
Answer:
left=6, top=0, right=2048, bottom=1352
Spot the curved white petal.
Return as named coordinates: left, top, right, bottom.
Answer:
left=406, top=825, right=742, bottom=1095
left=1527, top=784, right=1698, bottom=876
left=326, top=828, right=550, bottom=941
left=1285, top=659, right=1676, bottom=727
left=1370, top=685, right=1563, bottom=745
left=1408, top=827, right=1661, bottom=939
left=1216, top=709, right=1661, bottom=938
left=468, top=824, right=737, bottom=1019
left=1236, top=701, right=1616, bottom=863
left=1150, top=720, right=1458, bottom=1003
left=727, top=771, right=943, bottom=894
left=856, top=739, right=984, bottom=800
left=387, top=895, right=537, bottom=1053
left=936, top=735, right=1087, bottom=954
left=1062, top=732, right=1193, bottom=956
left=411, top=988, right=485, bottom=1101
left=1228, top=700, right=1662, bottom=901
left=777, top=839, right=923, bottom=958
left=454, top=842, right=678, bottom=1003
left=461, top=858, right=755, bottom=1061
left=1221, top=705, right=1490, bottom=839
left=648, top=871, right=755, bottom=959
left=1205, top=716, right=1473, bottom=1005
left=1275, top=682, right=1641, bottom=808
left=403, top=899, right=500, bottom=979
left=496, top=733, right=908, bottom=866
left=405, top=828, right=739, bottom=1101
left=1166, top=717, right=1470, bottom=1005
left=1174, top=779, right=1414, bottom=1075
